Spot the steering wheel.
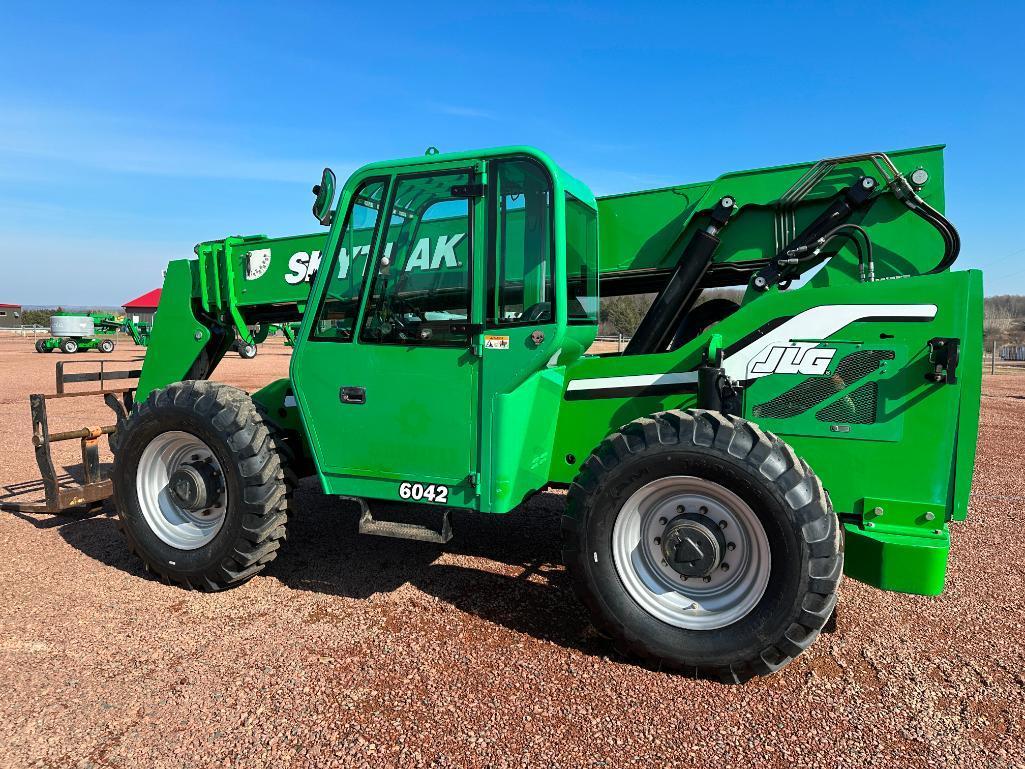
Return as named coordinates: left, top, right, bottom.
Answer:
left=520, top=302, right=552, bottom=322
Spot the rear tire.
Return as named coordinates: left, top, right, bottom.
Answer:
left=112, top=381, right=292, bottom=590
left=238, top=343, right=257, bottom=359
left=563, top=409, right=842, bottom=682
left=60, top=338, right=79, bottom=354
left=99, top=338, right=115, bottom=353
left=34, top=339, right=46, bottom=353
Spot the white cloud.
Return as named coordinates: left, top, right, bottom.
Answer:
left=434, top=104, right=498, bottom=120
left=0, top=103, right=355, bottom=184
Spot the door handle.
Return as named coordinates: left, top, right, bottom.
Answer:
left=339, top=386, right=366, bottom=404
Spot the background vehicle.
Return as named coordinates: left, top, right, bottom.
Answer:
left=33, top=313, right=153, bottom=354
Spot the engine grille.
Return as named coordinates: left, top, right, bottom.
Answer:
left=752, top=349, right=893, bottom=420
left=816, top=382, right=878, bottom=424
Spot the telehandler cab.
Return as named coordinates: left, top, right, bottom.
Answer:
left=15, top=145, right=982, bottom=681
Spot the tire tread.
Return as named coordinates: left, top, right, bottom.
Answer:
left=563, top=408, right=843, bottom=682
left=114, top=380, right=293, bottom=591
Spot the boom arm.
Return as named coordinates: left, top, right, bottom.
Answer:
left=135, top=145, right=958, bottom=400
left=135, top=232, right=326, bottom=399
left=596, top=145, right=956, bottom=296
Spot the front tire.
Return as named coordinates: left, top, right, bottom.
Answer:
left=238, top=343, right=257, bottom=359
left=60, top=337, right=79, bottom=354
left=112, top=381, right=291, bottom=590
left=34, top=339, right=46, bottom=353
left=99, top=338, right=115, bottom=353
left=563, top=409, right=842, bottom=682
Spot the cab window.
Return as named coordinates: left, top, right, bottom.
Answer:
left=566, top=193, right=598, bottom=322
left=487, top=159, right=554, bottom=326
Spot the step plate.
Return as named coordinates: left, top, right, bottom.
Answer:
left=354, top=499, right=453, bottom=544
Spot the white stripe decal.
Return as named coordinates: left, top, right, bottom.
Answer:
left=722, top=303, right=937, bottom=381
left=567, top=304, right=938, bottom=393
left=566, top=371, right=698, bottom=392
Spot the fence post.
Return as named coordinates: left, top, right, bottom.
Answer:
left=992, top=341, right=996, bottom=375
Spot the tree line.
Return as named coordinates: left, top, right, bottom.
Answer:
left=600, top=289, right=744, bottom=337
left=983, top=295, right=1025, bottom=348
left=18, top=308, right=114, bottom=327
left=17, top=294, right=1025, bottom=346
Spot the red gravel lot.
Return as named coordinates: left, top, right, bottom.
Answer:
left=0, top=335, right=1022, bottom=768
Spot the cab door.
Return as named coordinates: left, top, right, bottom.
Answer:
left=291, top=162, right=485, bottom=508
left=478, top=157, right=565, bottom=512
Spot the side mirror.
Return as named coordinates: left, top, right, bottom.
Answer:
left=311, top=167, right=336, bottom=226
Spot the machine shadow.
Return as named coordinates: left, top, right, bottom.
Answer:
left=266, top=484, right=609, bottom=656
left=50, top=482, right=610, bottom=658
left=47, top=501, right=149, bottom=578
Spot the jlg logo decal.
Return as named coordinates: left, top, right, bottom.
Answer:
left=749, top=345, right=836, bottom=376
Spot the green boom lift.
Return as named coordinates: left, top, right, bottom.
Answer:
left=269, top=322, right=300, bottom=346
left=34, top=313, right=153, bottom=353
left=9, top=145, right=981, bottom=681
left=34, top=312, right=123, bottom=354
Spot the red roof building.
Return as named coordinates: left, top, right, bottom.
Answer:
left=0, top=303, right=22, bottom=328
left=122, top=289, right=161, bottom=324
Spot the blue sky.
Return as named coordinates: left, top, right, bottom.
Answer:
left=1, top=1, right=1023, bottom=305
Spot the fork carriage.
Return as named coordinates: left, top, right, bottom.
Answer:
left=0, top=360, right=139, bottom=514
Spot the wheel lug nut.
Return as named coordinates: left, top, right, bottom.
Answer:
left=718, top=520, right=727, bottom=529
left=703, top=576, right=712, bottom=583
left=721, top=563, right=729, bottom=571
left=727, top=542, right=736, bottom=551
left=654, top=537, right=661, bottom=545
left=676, top=505, right=685, bottom=513
left=659, top=517, right=667, bottom=525
left=661, top=559, right=668, bottom=566
left=690, top=602, right=698, bottom=610
left=699, top=506, right=708, bottom=514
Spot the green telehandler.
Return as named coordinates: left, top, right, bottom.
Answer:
left=6, top=145, right=981, bottom=682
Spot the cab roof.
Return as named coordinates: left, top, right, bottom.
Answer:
left=350, top=145, right=596, bottom=208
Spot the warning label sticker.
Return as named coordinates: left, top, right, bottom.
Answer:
left=484, top=335, right=510, bottom=350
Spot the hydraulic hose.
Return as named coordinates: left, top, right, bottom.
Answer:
left=785, top=223, right=873, bottom=283
left=890, top=174, right=961, bottom=273
left=914, top=201, right=961, bottom=273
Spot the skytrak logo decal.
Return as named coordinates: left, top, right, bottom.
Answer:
left=749, top=345, right=836, bottom=376
left=284, top=234, right=466, bottom=284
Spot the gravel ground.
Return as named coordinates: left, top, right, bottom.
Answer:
left=0, top=335, right=1023, bottom=768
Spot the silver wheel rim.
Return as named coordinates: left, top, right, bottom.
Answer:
left=65, top=340, right=77, bottom=352
left=136, top=431, right=228, bottom=550
left=612, top=476, right=771, bottom=630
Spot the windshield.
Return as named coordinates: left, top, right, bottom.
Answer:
left=312, top=179, right=388, bottom=340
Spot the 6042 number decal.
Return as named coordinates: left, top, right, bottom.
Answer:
left=398, top=482, right=449, bottom=504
